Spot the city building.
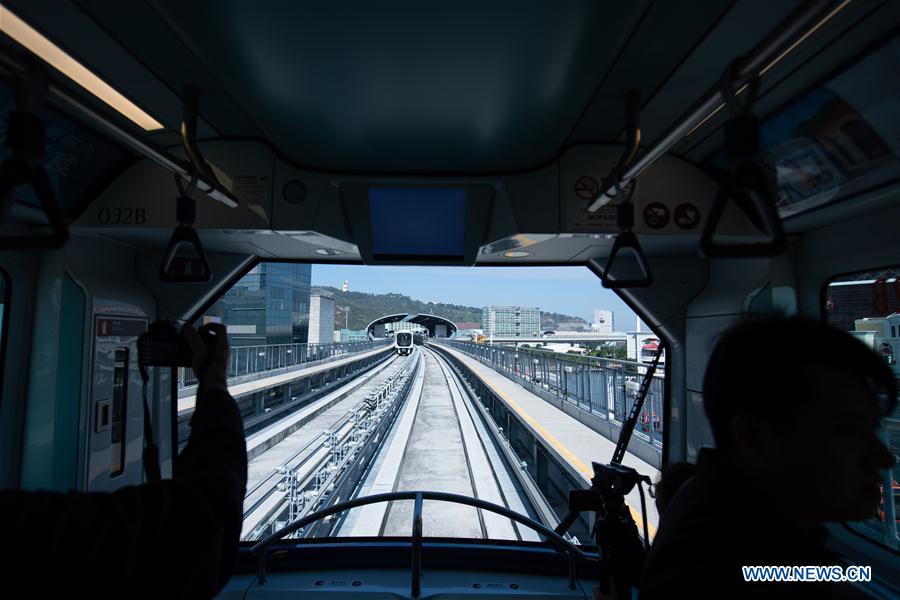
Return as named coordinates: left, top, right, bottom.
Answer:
left=592, top=309, right=614, bottom=334
left=482, top=305, right=541, bottom=339
left=308, top=294, right=335, bottom=345
left=218, top=263, right=312, bottom=347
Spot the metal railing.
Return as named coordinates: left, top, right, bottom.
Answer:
left=438, top=340, right=665, bottom=449
left=177, top=339, right=391, bottom=388
left=243, top=351, right=421, bottom=542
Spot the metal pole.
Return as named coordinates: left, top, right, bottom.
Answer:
left=589, top=0, right=841, bottom=211
left=0, top=52, right=239, bottom=208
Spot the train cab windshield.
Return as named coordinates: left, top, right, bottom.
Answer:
left=0, top=0, right=898, bottom=598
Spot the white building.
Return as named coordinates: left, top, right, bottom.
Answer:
left=482, top=305, right=541, bottom=339
left=592, top=309, right=614, bottom=334
left=308, top=295, right=335, bottom=345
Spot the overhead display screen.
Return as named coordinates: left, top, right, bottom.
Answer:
left=369, top=188, right=467, bottom=259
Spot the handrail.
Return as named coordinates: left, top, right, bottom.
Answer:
left=0, top=51, right=239, bottom=208
left=588, top=0, right=840, bottom=211
left=698, top=184, right=787, bottom=257
left=602, top=230, right=652, bottom=289
left=177, top=339, right=391, bottom=388
left=445, top=339, right=664, bottom=374
left=438, top=339, right=666, bottom=452
left=251, top=490, right=590, bottom=591
left=697, top=58, right=786, bottom=258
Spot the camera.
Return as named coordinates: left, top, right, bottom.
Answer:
left=138, top=320, right=194, bottom=367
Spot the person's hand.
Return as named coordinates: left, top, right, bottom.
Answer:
left=182, top=322, right=230, bottom=395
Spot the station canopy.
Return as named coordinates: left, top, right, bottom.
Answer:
left=366, top=314, right=457, bottom=340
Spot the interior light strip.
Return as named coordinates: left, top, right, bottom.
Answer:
left=0, top=4, right=164, bottom=131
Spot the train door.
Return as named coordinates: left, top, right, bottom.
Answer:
left=86, top=315, right=147, bottom=491
left=65, top=237, right=179, bottom=492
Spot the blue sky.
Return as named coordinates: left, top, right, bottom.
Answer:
left=311, top=265, right=644, bottom=330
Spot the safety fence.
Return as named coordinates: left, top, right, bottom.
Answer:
left=437, top=340, right=665, bottom=449
left=177, top=339, right=392, bottom=388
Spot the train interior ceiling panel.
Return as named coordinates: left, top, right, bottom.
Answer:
left=0, top=0, right=899, bottom=598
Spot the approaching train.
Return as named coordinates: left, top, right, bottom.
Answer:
left=395, top=331, right=414, bottom=355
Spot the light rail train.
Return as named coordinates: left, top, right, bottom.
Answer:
left=395, top=331, right=413, bottom=356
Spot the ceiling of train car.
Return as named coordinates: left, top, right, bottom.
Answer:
left=11, top=0, right=890, bottom=177
left=123, top=0, right=666, bottom=173
left=10, top=0, right=816, bottom=174
left=3, top=0, right=894, bottom=213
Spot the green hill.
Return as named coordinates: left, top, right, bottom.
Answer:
left=312, top=286, right=586, bottom=331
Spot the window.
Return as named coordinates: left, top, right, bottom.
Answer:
left=825, top=267, right=900, bottom=550
left=186, top=262, right=659, bottom=545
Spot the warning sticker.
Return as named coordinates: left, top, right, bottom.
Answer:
left=574, top=176, right=600, bottom=200
left=673, top=203, right=701, bottom=230
left=643, top=203, right=670, bottom=229
left=232, top=175, right=269, bottom=205
left=565, top=174, right=620, bottom=232
left=96, top=317, right=146, bottom=338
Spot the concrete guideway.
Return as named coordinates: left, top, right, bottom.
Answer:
left=342, top=357, right=427, bottom=537
left=381, top=349, right=483, bottom=538
left=345, top=348, right=538, bottom=541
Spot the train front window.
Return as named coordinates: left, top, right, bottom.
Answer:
left=825, top=267, right=900, bottom=550
left=184, top=262, right=664, bottom=544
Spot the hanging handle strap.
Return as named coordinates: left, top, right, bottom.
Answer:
left=699, top=60, right=785, bottom=258
left=180, top=87, right=222, bottom=194
left=0, top=63, right=69, bottom=249
left=699, top=182, right=787, bottom=258
left=602, top=185, right=652, bottom=289
left=602, top=230, right=653, bottom=289
left=158, top=162, right=212, bottom=282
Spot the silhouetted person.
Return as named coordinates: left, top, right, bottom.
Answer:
left=0, top=323, right=247, bottom=598
left=641, top=318, right=896, bottom=599
left=653, top=461, right=698, bottom=515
